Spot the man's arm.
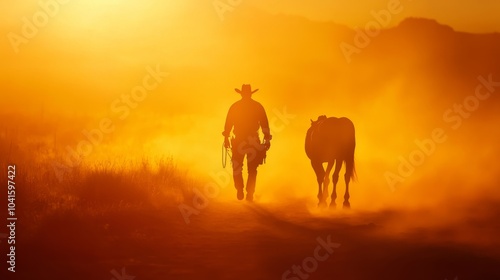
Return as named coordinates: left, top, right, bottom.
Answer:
left=259, top=105, right=272, bottom=141
left=222, top=106, right=234, bottom=138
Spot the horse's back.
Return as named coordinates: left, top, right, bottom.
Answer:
left=320, top=117, right=355, bottom=144
left=323, top=117, right=354, bottom=133
left=308, top=117, right=355, bottom=161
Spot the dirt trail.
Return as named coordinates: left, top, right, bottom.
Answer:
left=142, top=200, right=500, bottom=280
left=15, top=199, right=500, bottom=280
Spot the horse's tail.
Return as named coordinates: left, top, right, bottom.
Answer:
left=345, top=154, right=357, bottom=182
left=345, top=141, right=357, bottom=182
left=351, top=157, right=357, bottom=182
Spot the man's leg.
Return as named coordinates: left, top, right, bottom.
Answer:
left=231, top=147, right=245, bottom=200
left=246, top=153, right=259, bottom=202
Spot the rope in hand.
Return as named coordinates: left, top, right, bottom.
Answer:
left=222, top=142, right=232, bottom=168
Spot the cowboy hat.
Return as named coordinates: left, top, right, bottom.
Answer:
left=235, top=84, right=259, bottom=94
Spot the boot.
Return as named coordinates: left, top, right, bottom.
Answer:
left=246, top=170, right=257, bottom=202
left=234, top=173, right=244, bottom=200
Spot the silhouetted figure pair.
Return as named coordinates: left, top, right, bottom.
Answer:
left=223, top=84, right=272, bottom=202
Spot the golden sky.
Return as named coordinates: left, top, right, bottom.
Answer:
left=250, top=0, right=500, bottom=33
left=1, top=0, right=499, bottom=34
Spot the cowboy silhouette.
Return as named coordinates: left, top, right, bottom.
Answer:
left=223, top=84, right=272, bottom=202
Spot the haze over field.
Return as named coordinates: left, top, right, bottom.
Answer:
left=1, top=1, right=500, bottom=279
left=2, top=1, right=500, bottom=209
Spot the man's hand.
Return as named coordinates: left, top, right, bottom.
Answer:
left=264, top=140, right=271, bottom=151
left=263, top=134, right=272, bottom=151
left=224, top=137, right=231, bottom=149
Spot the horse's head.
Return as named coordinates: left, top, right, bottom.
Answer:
left=310, top=115, right=327, bottom=127
left=307, top=115, right=327, bottom=141
left=306, top=115, right=327, bottom=158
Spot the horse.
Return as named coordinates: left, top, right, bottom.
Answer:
left=305, top=115, right=356, bottom=208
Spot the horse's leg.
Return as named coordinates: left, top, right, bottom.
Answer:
left=323, top=161, right=334, bottom=204
left=311, top=160, right=326, bottom=207
left=343, top=159, right=353, bottom=209
left=330, top=159, right=342, bottom=208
